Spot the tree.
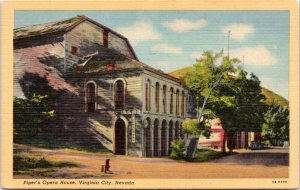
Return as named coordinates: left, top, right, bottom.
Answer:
left=14, top=73, right=58, bottom=143
left=183, top=50, right=238, bottom=155
left=215, top=70, right=267, bottom=152
left=182, top=118, right=212, bottom=137
left=184, top=50, right=238, bottom=124
left=262, top=104, right=289, bottom=146
left=181, top=118, right=212, bottom=158
left=185, top=50, right=267, bottom=153
left=14, top=94, right=55, bottom=142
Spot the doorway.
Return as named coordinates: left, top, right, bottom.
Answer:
left=115, top=118, right=126, bottom=155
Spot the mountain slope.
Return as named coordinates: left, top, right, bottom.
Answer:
left=169, top=66, right=288, bottom=107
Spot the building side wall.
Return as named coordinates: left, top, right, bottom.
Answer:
left=64, top=21, right=136, bottom=71
left=96, top=71, right=142, bottom=110
left=54, top=71, right=143, bottom=156
left=13, top=36, right=65, bottom=98
left=65, top=21, right=104, bottom=71
left=108, top=32, right=135, bottom=59
left=141, top=71, right=194, bottom=119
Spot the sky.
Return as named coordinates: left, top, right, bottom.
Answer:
left=15, top=11, right=289, bottom=100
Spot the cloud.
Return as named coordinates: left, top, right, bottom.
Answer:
left=190, top=51, right=202, bottom=59
left=272, top=44, right=278, bottom=49
left=151, top=43, right=182, bottom=55
left=221, top=24, right=254, bottom=41
left=230, top=45, right=278, bottom=66
left=117, top=20, right=161, bottom=45
left=189, top=49, right=217, bottom=59
left=163, top=18, right=208, bottom=33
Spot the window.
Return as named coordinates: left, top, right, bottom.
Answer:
left=176, top=89, right=179, bottom=115
left=170, top=87, right=174, bottom=114
left=71, top=46, right=78, bottom=55
left=181, top=91, right=185, bottom=116
left=163, top=85, right=167, bottom=113
left=155, top=82, right=160, bottom=113
left=86, top=82, right=96, bottom=112
left=106, top=63, right=114, bottom=70
left=115, top=80, right=125, bottom=110
left=145, top=79, right=151, bottom=111
left=103, top=29, right=108, bottom=48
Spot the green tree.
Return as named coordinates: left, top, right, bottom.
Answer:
left=13, top=94, right=55, bottom=142
left=182, top=118, right=211, bottom=138
left=262, top=104, right=289, bottom=146
left=215, top=70, right=267, bottom=152
left=184, top=50, right=267, bottom=153
left=181, top=118, right=212, bottom=158
left=183, top=50, right=238, bottom=155
left=184, top=50, right=238, bottom=124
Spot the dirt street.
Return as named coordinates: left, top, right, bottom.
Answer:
left=13, top=144, right=288, bottom=179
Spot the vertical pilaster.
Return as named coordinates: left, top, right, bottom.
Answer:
left=142, top=126, right=146, bottom=157
left=158, top=126, right=162, bottom=157
left=150, top=124, right=154, bottom=157
left=172, top=127, right=175, bottom=140
left=166, top=126, right=169, bottom=156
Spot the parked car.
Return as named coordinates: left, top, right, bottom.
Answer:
left=250, top=141, right=264, bottom=150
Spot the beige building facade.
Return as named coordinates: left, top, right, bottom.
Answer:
left=13, top=15, right=196, bottom=157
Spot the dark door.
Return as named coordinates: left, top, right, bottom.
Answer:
left=115, top=119, right=126, bottom=155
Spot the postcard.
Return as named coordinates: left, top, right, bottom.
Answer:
left=1, top=0, right=299, bottom=189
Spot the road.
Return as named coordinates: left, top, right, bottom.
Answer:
left=14, top=144, right=289, bottom=179
left=212, top=147, right=289, bottom=166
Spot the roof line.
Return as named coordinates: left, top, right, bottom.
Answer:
left=14, top=15, right=139, bottom=61
left=140, top=62, right=186, bottom=86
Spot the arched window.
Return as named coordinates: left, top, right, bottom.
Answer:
left=155, top=82, right=160, bottom=113
left=176, top=89, right=180, bottom=115
left=170, top=87, right=174, bottom=114
left=181, top=91, right=185, bottom=116
left=86, top=82, right=96, bottom=112
left=163, top=85, right=167, bottom=113
left=145, top=79, right=151, bottom=111
left=114, top=80, right=125, bottom=110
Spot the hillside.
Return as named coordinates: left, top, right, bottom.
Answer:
left=169, top=66, right=289, bottom=107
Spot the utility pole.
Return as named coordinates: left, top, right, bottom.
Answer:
left=227, top=30, right=231, bottom=58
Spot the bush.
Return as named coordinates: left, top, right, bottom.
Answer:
left=13, top=155, right=53, bottom=171
left=13, top=94, right=55, bottom=142
left=190, top=149, right=223, bottom=162
left=170, top=139, right=185, bottom=159
left=261, top=140, right=271, bottom=147
left=13, top=154, right=79, bottom=171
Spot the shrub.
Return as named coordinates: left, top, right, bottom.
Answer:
left=13, top=94, right=55, bottom=142
left=13, top=155, right=53, bottom=171
left=13, top=154, right=79, bottom=171
left=170, top=139, right=185, bottom=159
left=182, top=119, right=199, bottom=136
